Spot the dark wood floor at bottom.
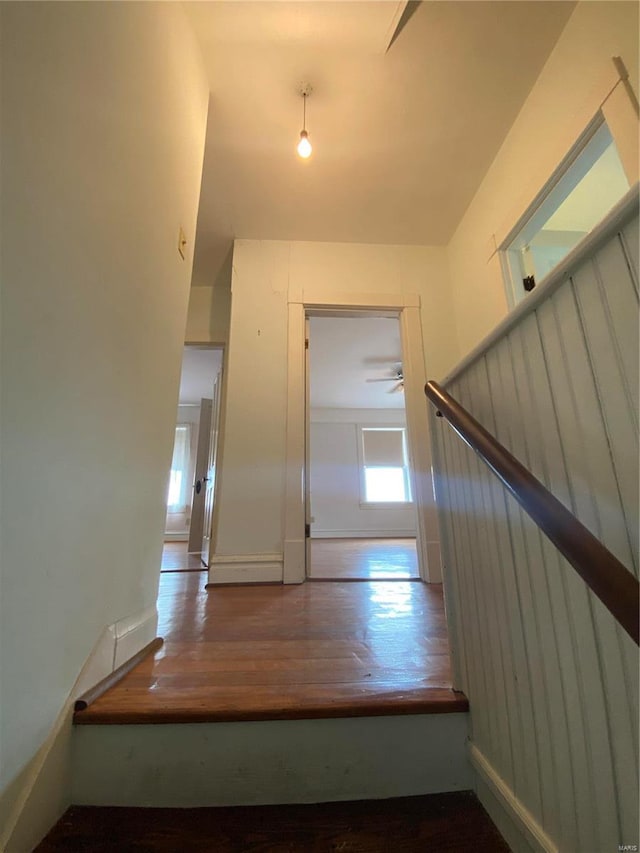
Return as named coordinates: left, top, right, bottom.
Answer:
left=35, top=792, right=509, bottom=852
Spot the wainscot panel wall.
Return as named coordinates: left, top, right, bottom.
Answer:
left=431, top=195, right=638, bottom=852
left=310, top=408, right=416, bottom=538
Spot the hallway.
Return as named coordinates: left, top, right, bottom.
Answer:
left=75, top=571, right=464, bottom=725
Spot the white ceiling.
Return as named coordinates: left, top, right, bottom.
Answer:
left=178, top=346, right=224, bottom=405
left=186, top=1, right=575, bottom=286
left=309, top=315, right=405, bottom=409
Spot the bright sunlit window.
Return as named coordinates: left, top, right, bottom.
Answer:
left=501, top=117, right=630, bottom=306
left=167, top=424, right=191, bottom=512
left=359, top=427, right=412, bottom=505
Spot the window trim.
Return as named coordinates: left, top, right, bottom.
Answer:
left=356, top=424, right=413, bottom=508
left=499, top=111, right=630, bottom=308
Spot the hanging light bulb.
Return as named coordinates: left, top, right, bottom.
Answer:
left=296, top=87, right=313, bottom=159
left=297, top=129, right=312, bottom=159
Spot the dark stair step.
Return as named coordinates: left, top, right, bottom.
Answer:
left=35, top=791, right=509, bottom=852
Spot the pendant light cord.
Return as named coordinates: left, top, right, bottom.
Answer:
left=303, top=92, right=307, bottom=131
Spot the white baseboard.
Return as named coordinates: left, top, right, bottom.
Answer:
left=208, top=553, right=283, bottom=585
left=283, top=538, right=305, bottom=584
left=469, top=743, right=558, bottom=853
left=311, top=529, right=417, bottom=539
left=0, top=700, right=74, bottom=853
left=113, top=605, right=158, bottom=669
left=0, top=603, right=158, bottom=853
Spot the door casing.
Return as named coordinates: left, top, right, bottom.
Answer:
left=283, top=290, right=442, bottom=584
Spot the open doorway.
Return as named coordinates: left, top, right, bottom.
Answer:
left=161, top=344, right=224, bottom=572
left=306, top=314, right=419, bottom=581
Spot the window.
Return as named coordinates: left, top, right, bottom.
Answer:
left=502, top=117, right=630, bottom=306
left=359, top=426, right=412, bottom=505
left=167, top=424, right=191, bottom=512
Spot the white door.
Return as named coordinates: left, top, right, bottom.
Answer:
left=201, top=370, right=222, bottom=566
left=187, top=398, right=212, bottom=554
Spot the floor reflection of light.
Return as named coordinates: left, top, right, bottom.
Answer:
left=369, top=560, right=409, bottom=570
left=369, top=582, right=415, bottom=617
left=370, top=571, right=413, bottom=579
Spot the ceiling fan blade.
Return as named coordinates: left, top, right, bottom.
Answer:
left=386, top=1, right=422, bottom=53
left=388, top=382, right=405, bottom=394
left=366, top=377, right=397, bottom=383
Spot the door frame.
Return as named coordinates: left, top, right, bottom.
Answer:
left=188, top=397, right=213, bottom=554
left=283, top=290, right=442, bottom=585
left=200, top=365, right=223, bottom=567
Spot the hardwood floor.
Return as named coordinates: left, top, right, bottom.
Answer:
left=35, top=792, right=509, bottom=852
left=308, top=537, right=419, bottom=580
left=161, top=541, right=205, bottom=572
left=75, top=571, right=465, bottom=725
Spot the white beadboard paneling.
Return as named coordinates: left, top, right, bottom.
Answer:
left=621, top=217, right=639, bottom=293
left=508, top=317, right=592, bottom=850
left=429, top=411, right=465, bottom=691
left=433, top=206, right=639, bottom=852
left=480, top=347, right=559, bottom=842
left=455, top=374, right=514, bottom=792
left=463, top=356, right=549, bottom=834
left=577, top=238, right=639, bottom=570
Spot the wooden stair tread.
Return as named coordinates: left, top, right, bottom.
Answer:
left=35, top=792, right=509, bottom=852
left=74, top=684, right=468, bottom=724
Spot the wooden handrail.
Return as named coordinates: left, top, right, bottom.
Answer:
left=425, top=380, right=639, bottom=646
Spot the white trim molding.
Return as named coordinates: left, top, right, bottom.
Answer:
left=113, top=605, right=158, bottom=669
left=311, top=529, right=417, bottom=539
left=208, top=553, right=284, bottom=585
left=470, top=743, right=558, bottom=853
left=494, top=56, right=636, bottom=253
left=443, top=186, right=639, bottom=388
left=0, top=603, right=159, bottom=853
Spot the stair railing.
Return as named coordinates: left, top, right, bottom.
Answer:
left=425, top=380, right=639, bottom=646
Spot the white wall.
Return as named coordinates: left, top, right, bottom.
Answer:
left=214, top=241, right=456, bottom=564
left=447, top=1, right=639, bottom=360
left=0, top=0, right=208, bottom=806
left=310, top=409, right=416, bottom=538
left=185, top=261, right=232, bottom=345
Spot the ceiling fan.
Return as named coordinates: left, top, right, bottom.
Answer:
left=366, top=364, right=404, bottom=394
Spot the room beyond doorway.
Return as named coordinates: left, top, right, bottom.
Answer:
left=306, top=314, right=421, bottom=581
left=308, top=537, right=419, bottom=581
